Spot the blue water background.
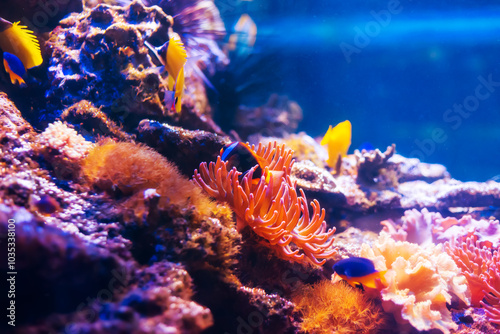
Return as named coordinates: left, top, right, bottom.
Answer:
left=215, top=0, right=500, bottom=181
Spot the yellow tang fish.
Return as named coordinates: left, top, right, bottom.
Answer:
left=0, top=18, right=42, bottom=70
left=321, top=120, right=352, bottom=169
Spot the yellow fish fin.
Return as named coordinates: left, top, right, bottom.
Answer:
left=165, top=37, right=187, bottom=85
left=321, top=120, right=352, bottom=168
left=0, top=22, right=42, bottom=69
left=356, top=271, right=387, bottom=290
left=174, top=67, right=184, bottom=113
left=167, top=73, right=175, bottom=91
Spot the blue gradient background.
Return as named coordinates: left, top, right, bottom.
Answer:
left=215, top=0, right=500, bottom=181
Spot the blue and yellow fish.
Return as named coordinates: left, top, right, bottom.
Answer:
left=221, top=142, right=284, bottom=189
left=3, top=52, right=26, bottom=85
left=332, top=257, right=386, bottom=290
left=321, top=120, right=352, bottom=169
left=0, top=18, right=42, bottom=85
left=146, top=37, right=187, bottom=113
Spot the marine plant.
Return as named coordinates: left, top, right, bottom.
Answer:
left=292, top=280, right=386, bottom=334
left=193, top=142, right=336, bottom=266
left=445, top=235, right=500, bottom=324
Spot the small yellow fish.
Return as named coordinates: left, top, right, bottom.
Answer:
left=321, top=120, right=352, bottom=168
left=159, top=37, right=187, bottom=113
left=0, top=18, right=42, bottom=70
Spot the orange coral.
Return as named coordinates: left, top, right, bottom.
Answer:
left=292, top=280, right=386, bottom=334
left=193, top=142, right=336, bottom=266
left=446, top=236, right=500, bottom=324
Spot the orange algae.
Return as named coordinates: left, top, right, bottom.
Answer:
left=81, top=140, right=214, bottom=216
left=292, top=280, right=385, bottom=334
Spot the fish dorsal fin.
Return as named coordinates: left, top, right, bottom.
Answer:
left=0, top=22, right=42, bottom=69
left=165, top=37, right=187, bottom=83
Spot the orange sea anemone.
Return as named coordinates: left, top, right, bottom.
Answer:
left=193, top=142, right=336, bottom=266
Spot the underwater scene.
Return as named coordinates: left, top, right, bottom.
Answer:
left=1, top=0, right=500, bottom=333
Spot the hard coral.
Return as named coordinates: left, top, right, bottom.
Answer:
left=360, top=233, right=470, bottom=334
left=292, top=281, right=386, bottom=334
left=445, top=235, right=500, bottom=325
left=193, top=142, right=336, bottom=266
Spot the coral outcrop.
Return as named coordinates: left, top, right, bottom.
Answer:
left=45, top=0, right=224, bottom=132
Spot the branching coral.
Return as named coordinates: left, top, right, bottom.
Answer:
left=193, top=142, right=336, bottom=266
left=360, top=233, right=470, bottom=334
left=445, top=236, right=500, bottom=324
left=292, top=280, right=386, bottom=334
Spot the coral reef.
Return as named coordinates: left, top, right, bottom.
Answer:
left=382, top=208, right=500, bottom=248
left=81, top=140, right=211, bottom=212
left=194, top=142, right=337, bottom=265
left=445, top=236, right=500, bottom=324
left=235, top=94, right=303, bottom=140
left=2, top=1, right=500, bottom=333
left=360, top=233, right=470, bottom=333
left=250, top=132, right=329, bottom=168
left=45, top=0, right=223, bottom=132
left=0, top=204, right=128, bottom=327
left=36, top=120, right=95, bottom=179
left=355, top=144, right=396, bottom=185
left=292, top=280, right=386, bottom=334
left=60, top=100, right=134, bottom=142
left=137, top=119, right=230, bottom=177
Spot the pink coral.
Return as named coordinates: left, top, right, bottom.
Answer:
left=446, top=236, right=500, bottom=324
left=382, top=208, right=500, bottom=247
left=193, top=142, right=336, bottom=266
left=38, top=121, right=94, bottom=160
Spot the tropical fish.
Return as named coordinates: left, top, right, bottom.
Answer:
left=0, top=18, right=42, bottom=71
left=3, top=52, right=26, bottom=85
left=321, top=120, right=352, bottom=169
left=226, top=14, right=257, bottom=58
left=221, top=142, right=284, bottom=188
left=332, top=257, right=386, bottom=290
left=145, top=37, right=187, bottom=113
